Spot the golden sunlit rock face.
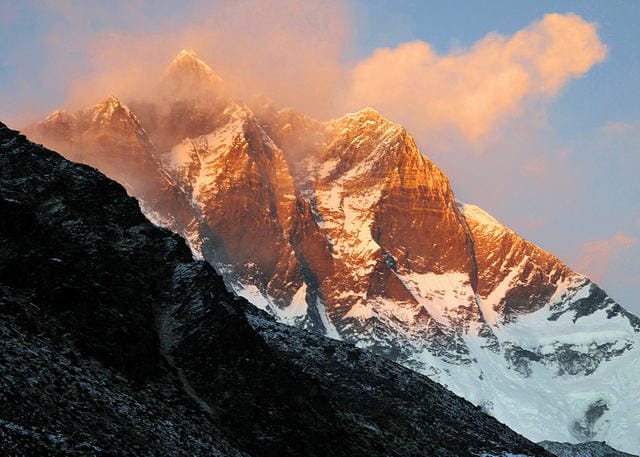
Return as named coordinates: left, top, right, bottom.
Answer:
left=28, top=50, right=640, bottom=452
left=28, top=52, right=482, bottom=336
left=25, top=50, right=619, bottom=342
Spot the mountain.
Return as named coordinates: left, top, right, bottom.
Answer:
left=27, top=50, right=640, bottom=454
left=0, top=121, right=554, bottom=456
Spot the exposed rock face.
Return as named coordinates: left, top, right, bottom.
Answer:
left=539, top=441, right=637, bottom=457
left=0, top=121, right=553, bottom=456
left=465, top=204, right=575, bottom=322
left=26, top=96, right=193, bottom=235
left=27, top=50, right=640, bottom=454
left=29, top=96, right=155, bottom=194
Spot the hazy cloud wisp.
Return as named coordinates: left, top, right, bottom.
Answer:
left=576, top=233, right=637, bottom=282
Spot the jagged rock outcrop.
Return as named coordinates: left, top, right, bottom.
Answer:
left=540, top=440, right=637, bottom=457
left=27, top=50, right=640, bottom=454
left=26, top=96, right=193, bottom=235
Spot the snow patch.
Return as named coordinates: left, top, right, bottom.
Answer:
left=396, top=271, right=476, bottom=326
left=274, top=283, right=309, bottom=325
left=234, top=283, right=272, bottom=312
left=480, top=257, right=529, bottom=326
left=462, top=203, right=502, bottom=228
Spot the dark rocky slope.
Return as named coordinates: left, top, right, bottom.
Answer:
left=0, top=121, right=551, bottom=456
left=539, top=441, right=637, bottom=457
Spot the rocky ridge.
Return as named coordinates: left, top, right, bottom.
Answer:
left=539, top=441, right=637, bottom=457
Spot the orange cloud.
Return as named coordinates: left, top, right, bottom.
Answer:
left=347, top=13, right=607, bottom=145
left=50, top=0, right=348, bottom=120
left=575, top=233, right=637, bottom=282
left=601, top=121, right=636, bottom=134
left=522, top=157, right=551, bottom=178
left=13, top=6, right=607, bottom=146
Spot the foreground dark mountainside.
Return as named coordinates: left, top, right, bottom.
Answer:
left=0, top=122, right=552, bottom=456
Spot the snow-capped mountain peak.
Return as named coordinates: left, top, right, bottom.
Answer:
left=88, top=95, right=135, bottom=123
left=338, top=106, right=384, bottom=122
left=462, top=203, right=503, bottom=229
left=43, top=109, right=70, bottom=123
left=167, top=49, right=219, bottom=75
left=329, top=106, right=401, bottom=138
left=161, top=49, right=224, bottom=98
left=175, top=48, right=198, bottom=59
left=100, top=94, right=121, bottom=106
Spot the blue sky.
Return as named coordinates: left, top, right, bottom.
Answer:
left=0, top=0, right=638, bottom=311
